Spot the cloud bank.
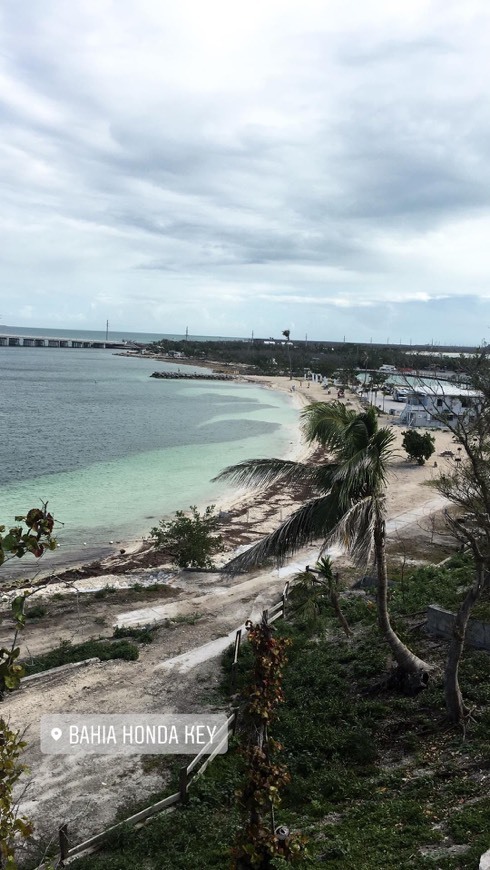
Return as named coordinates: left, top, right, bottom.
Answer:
left=1, top=0, right=490, bottom=342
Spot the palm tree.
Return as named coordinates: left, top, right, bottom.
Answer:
left=291, top=556, right=352, bottom=637
left=282, top=330, right=292, bottom=380
left=215, top=401, right=431, bottom=683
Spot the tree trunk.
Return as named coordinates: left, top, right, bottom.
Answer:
left=329, top=586, right=353, bottom=637
left=373, top=514, right=431, bottom=688
left=445, top=562, right=484, bottom=723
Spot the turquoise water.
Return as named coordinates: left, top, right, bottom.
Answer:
left=1, top=349, right=298, bottom=569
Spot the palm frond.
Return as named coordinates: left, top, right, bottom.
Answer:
left=372, top=426, right=397, bottom=457
left=301, top=401, right=357, bottom=450
left=222, top=491, right=345, bottom=574
left=321, top=496, right=375, bottom=566
left=330, top=450, right=376, bottom=501
left=329, top=426, right=396, bottom=504
left=314, top=555, right=334, bottom=581
left=343, top=415, right=371, bottom=454
left=212, top=457, right=319, bottom=489
left=214, top=456, right=341, bottom=497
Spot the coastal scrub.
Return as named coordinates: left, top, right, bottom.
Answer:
left=150, top=505, right=224, bottom=568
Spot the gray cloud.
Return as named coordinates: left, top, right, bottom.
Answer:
left=1, top=1, right=490, bottom=342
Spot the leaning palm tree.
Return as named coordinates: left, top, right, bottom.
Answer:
left=291, top=556, right=352, bottom=637
left=215, top=401, right=431, bottom=683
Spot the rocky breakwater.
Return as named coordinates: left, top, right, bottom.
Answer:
left=150, top=371, right=235, bottom=380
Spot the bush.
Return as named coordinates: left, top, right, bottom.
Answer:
left=113, top=625, right=155, bottom=644
left=93, top=585, right=117, bottom=599
left=22, top=638, right=139, bottom=675
left=150, top=505, right=224, bottom=568
left=401, top=430, right=435, bottom=464
left=390, top=561, right=474, bottom=615
left=25, top=603, right=47, bottom=619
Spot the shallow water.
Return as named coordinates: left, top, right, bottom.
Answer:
left=1, top=349, right=298, bottom=569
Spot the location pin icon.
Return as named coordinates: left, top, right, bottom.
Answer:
left=51, top=727, right=62, bottom=741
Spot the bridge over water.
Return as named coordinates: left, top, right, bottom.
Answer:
left=0, top=333, right=140, bottom=349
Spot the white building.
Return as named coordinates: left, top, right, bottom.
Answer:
left=399, top=383, right=481, bottom=428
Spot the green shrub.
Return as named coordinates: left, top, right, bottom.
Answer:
left=113, top=625, right=155, bottom=644
left=93, top=585, right=117, bottom=599
left=401, top=429, right=435, bottom=464
left=390, top=561, right=474, bottom=615
left=25, top=603, right=47, bottom=619
left=22, top=638, right=139, bottom=675
left=150, top=505, right=223, bottom=568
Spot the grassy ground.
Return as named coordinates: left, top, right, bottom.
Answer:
left=63, top=556, right=489, bottom=870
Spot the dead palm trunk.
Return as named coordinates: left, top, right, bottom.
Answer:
left=373, top=512, right=431, bottom=688
left=445, top=561, right=485, bottom=723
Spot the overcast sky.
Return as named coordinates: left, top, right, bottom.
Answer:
left=1, top=1, right=490, bottom=344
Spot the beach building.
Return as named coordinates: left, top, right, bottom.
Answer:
left=399, top=383, right=481, bottom=428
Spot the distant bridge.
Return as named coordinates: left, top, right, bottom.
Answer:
left=0, top=333, right=141, bottom=350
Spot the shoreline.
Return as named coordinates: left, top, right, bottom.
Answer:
left=6, top=372, right=460, bottom=590
left=4, top=375, right=311, bottom=587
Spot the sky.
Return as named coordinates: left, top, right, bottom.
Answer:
left=1, top=1, right=490, bottom=345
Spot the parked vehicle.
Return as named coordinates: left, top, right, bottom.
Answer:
left=393, top=388, right=410, bottom=402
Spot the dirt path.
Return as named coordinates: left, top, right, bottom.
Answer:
left=8, top=554, right=319, bottom=854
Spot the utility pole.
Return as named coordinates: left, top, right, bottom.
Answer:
left=105, top=320, right=109, bottom=341
left=185, top=326, right=188, bottom=342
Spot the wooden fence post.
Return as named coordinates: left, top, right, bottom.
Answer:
left=59, top=823, right=69, bottom=863
left=230, top=628, right=242, bottom=693
left=179, top=765, right=188, bottom=805
left=282, top=580, right=290, bottom=619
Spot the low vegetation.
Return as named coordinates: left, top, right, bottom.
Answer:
left=113, top=625, right=157, bottom=644
left=70, top=561, right=489, bottom=870
left=21, top=638, right=139, bottom=675
left=150, top=505, right=224, bottom=568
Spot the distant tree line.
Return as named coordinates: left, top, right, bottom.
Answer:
left=146, top=337, right=477, bottom=379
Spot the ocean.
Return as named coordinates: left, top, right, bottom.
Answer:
left=1, top=347, right=298, bottom=572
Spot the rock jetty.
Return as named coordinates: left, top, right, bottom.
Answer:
left=150, top=371, right=235, bottom=381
